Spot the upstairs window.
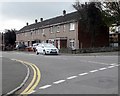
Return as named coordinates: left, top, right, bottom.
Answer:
left=42, top=29, right=46, bottom=37
left=69, top=23, right=75, bottom=31
left=50, top=27, right=53, bottom=33
left=42, top=29, right=45, bottom=34
left=63, top=25, right=65, bottom=32
left=57, top=26, right=60, bottom=32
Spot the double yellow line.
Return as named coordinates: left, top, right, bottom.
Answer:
left=14, top=59, right=41, bottom=95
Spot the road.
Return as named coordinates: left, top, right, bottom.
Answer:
left=2, top=57, right=27, bottom=95
left=2, top=51, right=119, bottom=95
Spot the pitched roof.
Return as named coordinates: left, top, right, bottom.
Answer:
left=18, top=11, right=80, bottom=33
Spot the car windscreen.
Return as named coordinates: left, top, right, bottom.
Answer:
left=43, top=44, right=55, bottom=48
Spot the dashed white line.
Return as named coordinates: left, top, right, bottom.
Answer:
left=53, top=80, right=65, bottom=84
left=67, top=76, right=77, bottom=80
left=108, top=66, right=115, bottom=68
left=39, top=85, right=52, bottom=89
left=99, top=67, right=107, bottom=70
left=79, top=72, right=88, bottom=76
left=114, top=65, right=119, bottom=67
left=90, top=70, right=98, bottom=73
left=37, top=63, right=119, bottom=92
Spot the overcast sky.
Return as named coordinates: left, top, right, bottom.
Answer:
left=0, top=2, right=78, bottom=32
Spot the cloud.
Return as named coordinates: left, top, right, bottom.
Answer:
left=1, top=2, right=75, bottom=20
left=0, top=2, right=75, bottom=31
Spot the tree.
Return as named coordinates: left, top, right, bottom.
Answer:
left=73, top=1, right=106, bottom=47
left=102, top=2, right=120, bottom=26
left=4, top=29, right=16, bottom=50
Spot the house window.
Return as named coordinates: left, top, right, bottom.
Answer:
left=63, top=25, right=65, bottom=32
left=42, top=29, right=45, bottom=34
left=42, top=29, right=45, bottom=37
left=50, top=27, right=53, bottom=33
left=69, top=23, right=75, bottom=31
left=57, top=26, right=60, bottom=32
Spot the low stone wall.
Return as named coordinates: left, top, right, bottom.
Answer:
left=60, top=47, right=119, bottom=54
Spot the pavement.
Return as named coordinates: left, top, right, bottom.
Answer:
left=2, top=57, right=28, bottom=95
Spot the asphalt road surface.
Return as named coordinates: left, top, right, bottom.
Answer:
left=2, top=56, right=27, bottom=95
left=1, top=51, right=119, bottom=95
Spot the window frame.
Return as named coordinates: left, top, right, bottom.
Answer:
left=69, top=23, right=75, bottom=31
left=57, top=25, right=60, bottom=32
left=50, top=27, right=53, bottom=33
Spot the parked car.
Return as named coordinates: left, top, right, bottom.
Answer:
left=36, top=43, right=59, bottom=55
left=15, top=44, right=27, bottom=50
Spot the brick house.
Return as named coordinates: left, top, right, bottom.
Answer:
left=16, top=11, right=109, bottom=49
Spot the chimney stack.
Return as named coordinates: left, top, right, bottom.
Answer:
left=40, top=18, right=43, bottom=22
left=26, top=22, right=29, bottom=26
left=35, top=19, right=38, bottom=23
left=63, top=10, right=66, bottom=16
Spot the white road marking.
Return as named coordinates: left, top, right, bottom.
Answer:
left=67, top=76, right=77, bottom=80
left=39, top=85, right=52, bottom=89
left=53, top=80, right=65, bottom=84
left=114, top=65, right=119, bottom=67
left=90, top=70, right=98, bottom=73
left=79, top=72, right=88, bottom=76
left=99, top=67, right=107, bottom=70
left=108, top=66, right=115, bottom=68
left=37, top=62, right=118, bottom=92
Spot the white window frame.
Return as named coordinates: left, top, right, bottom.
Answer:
left=63, top=24, right=65, bottom=32
left=69, top=23, right=75, bottom=31
left=57, top=26, right=60, bottom=32
left=42, top=29, right=45, bottom=34
left=50, top=27, right=53, bottom=33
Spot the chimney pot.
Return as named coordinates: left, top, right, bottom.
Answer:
left=35, top=19, right=37, bottom=23
left=40, top=18, right=43, bottom=22
left=63, top=10, right=66, bottom=15
left=26, top=22, right=29, bottom=26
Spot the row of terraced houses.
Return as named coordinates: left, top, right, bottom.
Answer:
left=16, top=10, right=109, bottom=49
